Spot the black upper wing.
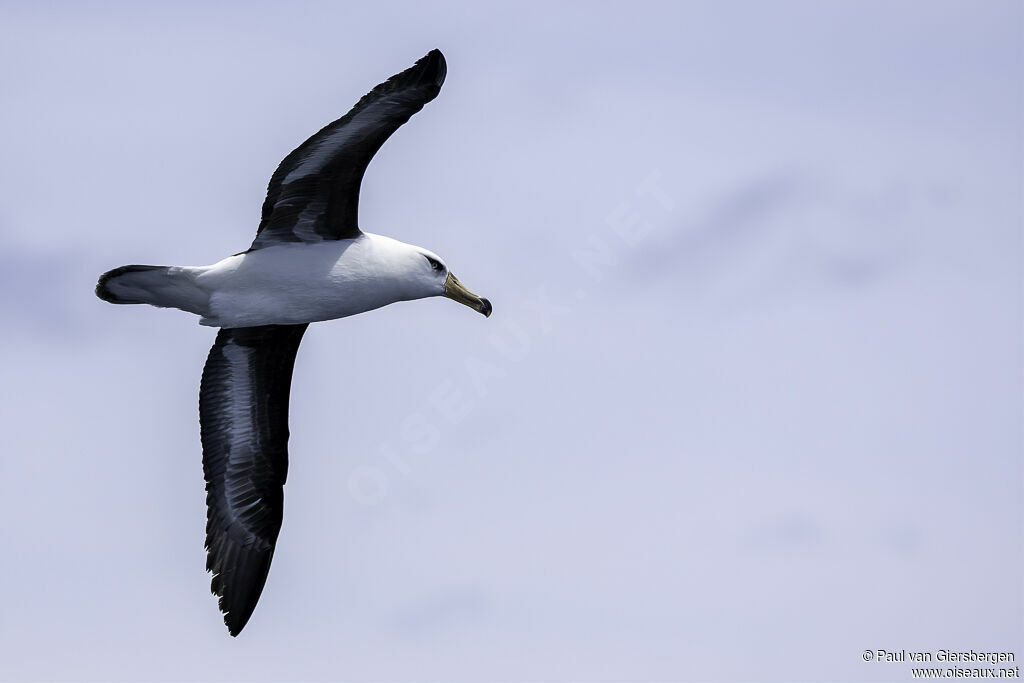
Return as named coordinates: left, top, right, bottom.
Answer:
left=199, top=324, right=308, bottom=636
left=250, top=49, right=447, bottom=250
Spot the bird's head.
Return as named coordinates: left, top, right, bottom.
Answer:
left=413, top=249, right=491, bottom=317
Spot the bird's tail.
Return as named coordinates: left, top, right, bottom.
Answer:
left=96, top=264, right=210, bottom=315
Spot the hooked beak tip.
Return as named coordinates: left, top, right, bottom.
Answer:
left=444, top=272, right=492, bottom=318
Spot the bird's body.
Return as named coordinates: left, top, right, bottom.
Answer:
left=95, top=49, right=490, bottom=636
left=201, top=234, right=448, bottom=327
left=105, top=233, right=450, bottom=327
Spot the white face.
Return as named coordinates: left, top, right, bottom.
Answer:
left=416, top=250, right=450, bottom=296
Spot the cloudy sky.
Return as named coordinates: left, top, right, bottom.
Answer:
left=1, top=1, right=1021, bottom=681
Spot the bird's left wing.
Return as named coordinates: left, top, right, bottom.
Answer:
left=250, top=49, right=447, bottom=250
left=199, top=324, right=308, bottom=636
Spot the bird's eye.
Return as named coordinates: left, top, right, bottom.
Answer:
left=425, top=256, right=443, bottom=272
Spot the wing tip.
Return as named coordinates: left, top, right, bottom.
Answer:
left=419, top=48, right=446, bottom=90
left=223, top=607, right=250, bottom=637
left=205, top=530, right=279, bottom=637
left=209, top=567, right=260, bottom=637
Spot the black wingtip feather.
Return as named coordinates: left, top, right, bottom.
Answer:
left=350, top=47, right=447, bottom=112
left=422, top=48, right=446, bottom=89
left=208, top=537, right=274, bottom=636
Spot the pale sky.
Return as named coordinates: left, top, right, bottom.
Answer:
left=1, top=1, right=1021, bottom=681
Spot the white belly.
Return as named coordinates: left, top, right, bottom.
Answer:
left=193, top=235, right=426, bottom=327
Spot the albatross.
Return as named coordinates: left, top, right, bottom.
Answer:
left=95, top=49, right=490, bottom=636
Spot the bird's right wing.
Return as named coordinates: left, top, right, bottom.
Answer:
left=199, top=324, right=308, bottom=636
left=250, top=49, right=447, bottom=250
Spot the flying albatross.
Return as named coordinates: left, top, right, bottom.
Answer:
left=95, top=49, right=490, bottom=636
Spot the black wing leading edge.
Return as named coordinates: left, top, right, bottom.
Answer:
left=199, top=324, right=308, bottom=636
left=251, top=49, right=447, bottom=250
